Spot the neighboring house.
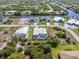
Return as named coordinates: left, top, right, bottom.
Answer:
left=21, top=11, right=31, bottom=15
left=74, top=21, right=79, bottom=26
left=54, top=16, right=64, bottom=22
left=14, top=26, right=29, bottom=38
left=67, top=20, right=75, bottom=26
left=67, top=19, right=79, bottom=26
left=20, top=16, right=33, bottom=25
left=20, top=16, right=39, bottom=25
left=33, top=27, right=48, bottom=39
left=59, top=51, right=79, bottom=59
left=5, top=11, right=17, bottom=16
left=33, top=17, right=39, bottom=23
left=20, top=16, right=33, bottom=20
left=20, top=17, right=32, bottom=21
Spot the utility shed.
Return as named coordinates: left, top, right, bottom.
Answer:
left=14, top=26, right=29, bottom=37
left=33, top=27, right=48, bottom=39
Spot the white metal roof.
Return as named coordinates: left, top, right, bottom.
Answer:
left=74, top=21, right=79, bottom=25
left=15, top=26, right=29, bottom=36
left=33, top=27, right=47, bottom=35
left=67, top=19, right=75, bottom=24
left=54, top=16, right=64, bottom=22
left=67, top=19, right=79, bottom=25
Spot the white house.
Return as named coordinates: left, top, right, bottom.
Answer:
left=67, top=19, right=79, bottom=26
left=54, top=16, right=64, bottom=22
left=20, top=16, right=33, bottom=25
left=33, top=27, right=48, bottom=39
left=14, top=26, right=29, bottom=38
left=67, top=20, right=75, bottom=25
left=5, top=11, right=17, bottom=16
left=74, top=21, right=79, bottom=26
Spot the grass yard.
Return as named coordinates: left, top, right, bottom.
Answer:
left=50, top=17, right=54, bottom=25
left=38, top=26, right=46, bottom=28
left=46, top=26, right=54, bottom=37
left=28, top=27, right=34, bottom=40
left=0, top=28, right=4, bottom=31
left=39, top=21, right=46, bottom=25
left=52, top=44, right=79, bottom=59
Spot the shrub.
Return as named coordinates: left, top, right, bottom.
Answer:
left=51, top=37, right=59, bottom=48
left=17, top=47, right=23, bottom=52
left=20, top=42, right=25, bottom=46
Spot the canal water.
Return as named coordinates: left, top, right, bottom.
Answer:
left=20, top=8, right=79, bottom=20
left=67, top=9, right=79, bottom=19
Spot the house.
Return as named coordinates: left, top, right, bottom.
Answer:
left=21, top=11, right=31, bottom=15
left=67, top=19, right=79, bottom=26
left=5, top=11, right=17, bottom=16
left=59, top=51, right=79, bottom=59
left=20, top=16, right=32, bottom=21
left=40, top=16, right=50, bottom=21
left=20, top=16, right=39, bottom=25
left=14, top=26, right=29, bottom=38
left=20, top=16, right=33, bottom=25
left=33, top=17, right=39, bottom=22
left=67, top=20, right=75, bottom=25
left=20, top=16, right=36, bottom=21
left=33, top=27, right=48, bottom=39
left=73, top=21, right=79, bottom=26
left=54, top=16, right=64, bottom=22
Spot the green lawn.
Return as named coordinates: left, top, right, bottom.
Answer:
left=0, top=28, right=4, bottom=31
left=52, top=44, right=79, bottom=59
left=28, top=27, right=34, bottom=40
left=39, top=21, right=46, bottom=25
left=50, top=17, right=54, bottom=25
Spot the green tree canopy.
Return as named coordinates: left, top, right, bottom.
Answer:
left=7, top=53, right=26, bottom=59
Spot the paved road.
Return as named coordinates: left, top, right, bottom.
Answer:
left=47, top=4, right=53, bottom=12
left=56, top=26, right=79, bottom=43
